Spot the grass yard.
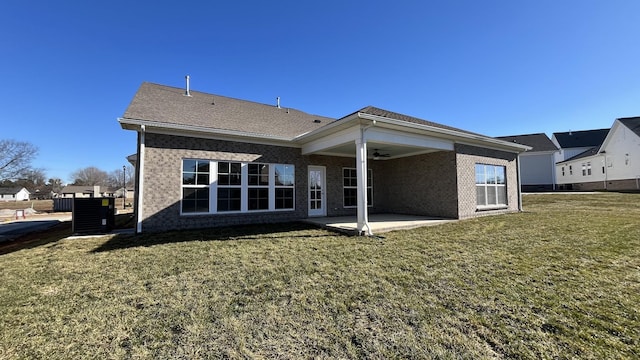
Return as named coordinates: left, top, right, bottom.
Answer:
left=0, top=193, right=638, bottom=359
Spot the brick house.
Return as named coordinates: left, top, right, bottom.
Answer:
left=119, top=82, right=530, bottom=234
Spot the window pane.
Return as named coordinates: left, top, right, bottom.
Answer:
left=486, top=166, right=496, bottom=184
left=183, top=173, right=196, bottom=185
left=183, top=159, right=197, bottom=173
left=487, top=185, right=497, bottom=205
left=182, top=188, right=209, bottom=213
left=344, top=188, right=357, bottom=207
left=497, top=186, right=507, bottom=205
left=495, top=166, right=505, bottom=184
left=197, top=161, right=210, bottom=172
left=275, top=188, right=294, bottom=209
left=248, top=188, right=269, bottom=210
left=476, top=186, right=486, bottom=206
left=196, top=174, right=209, bottom=185
left=218, top=188, right=241, bottom=211
left=475, top=165, right=485, bottom=184
left=218, top=162, right=229, bottom=173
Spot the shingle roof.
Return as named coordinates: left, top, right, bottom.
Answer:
left=0, top=187, right=26, bottom=195
left=348, top=106, right=484, bottom=137
left=496, top=133, right=558, bottom=152
left=122, top=83, right=334, bottom=139
left=61, top=186, right=111, bottom=194
left=558, top=146, right=600, bottom=163
left=552, top=129, right=609, bottom=148
left=618, top=117, right=640, bottom=137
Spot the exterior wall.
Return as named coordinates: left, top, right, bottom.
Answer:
left=141, top=133, right=312, bottom=232
left=375, top=151, right=459, bottom=219
left=556, top=155, right=605, bottom=186
left=455, top=144, right=520, bottom=219
left=0, top=194, right=16, bottom=201
left=519, top=152, right=555, bottom=190
left=602, top=123, right=640, bottom=183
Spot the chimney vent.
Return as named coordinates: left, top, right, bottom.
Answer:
left=276, top=97, right=281, bottom=109
left=185, top=75, right=192, bottom=97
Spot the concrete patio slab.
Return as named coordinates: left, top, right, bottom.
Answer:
left=303, top=214, right=455, bottom=235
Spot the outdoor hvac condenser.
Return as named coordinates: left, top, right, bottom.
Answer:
left=72, top=197, right=115, bottom=234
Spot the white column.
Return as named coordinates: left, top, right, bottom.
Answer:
left=136, top=126, right=146, bottom=234
left=355, top=137, right=370, bottom=235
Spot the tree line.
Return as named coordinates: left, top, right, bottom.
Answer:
left=1, top=139, right=134, bottom=197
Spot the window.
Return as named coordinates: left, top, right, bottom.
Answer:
left=248, top=163, right=269, bottom=210
left=587, top=162, right=592, bottom=176
left=182, top=160, right=295, bottom=215
left=343, top=168, right=373, bottom=207
left=569, top=165, right=573, bottom=175
left=561, top=166, right=565, bottom=176
left=217, top=161, right=242, bottom=212
left=274, top=164, right=295, bottom=209
left=475, top=164, right=507, bottom=208
left=182, top=159, right=210, bottom=213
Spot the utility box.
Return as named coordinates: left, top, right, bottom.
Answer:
left=72, top=197, right=115, bottom=234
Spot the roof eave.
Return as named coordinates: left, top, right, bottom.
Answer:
left=118, top=117, right=295, bottom=143
left=356, top=112, right=532, bottom=153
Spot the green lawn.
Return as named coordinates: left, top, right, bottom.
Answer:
left=1, top=193, right=638, bottom=359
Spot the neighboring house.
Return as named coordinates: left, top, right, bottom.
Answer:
left=552, top=128, right=609, bottom=164
left=114, top=187, right=135, bottom=198
left=0, top=187, right=30, bottom=201
left=556, top=117, right=640, bottom=191
left=119, top=82, right=530, bottom=235
left=496, top=133, right=559, bottom=192
left=60, top=185, right=114, bottom=198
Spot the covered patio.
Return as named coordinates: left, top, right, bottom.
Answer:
left=303, top=213, right=456, bottom=235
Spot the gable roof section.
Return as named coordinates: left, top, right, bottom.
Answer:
left=557, top=147, right=600, bottom=164
left=0, top=187, right=28, bottom=195
left=618, top=117, right=640, bottom=137
left=349, top=106, right=483, bottom=137
left=496, top=133, right=558, bottom=152
left=552, top=129, right=609, bottom=148
left=121, top=83, right=334, bottom=140
left=60, top=186, right=112, bottom=194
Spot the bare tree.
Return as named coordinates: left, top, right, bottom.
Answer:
left=108, top=165, right=135, bottom=189
left=71, top=166, right=109, bottom=186
left=0, top=139, right=38, bottom=181
left=47, top=178, right=64, bottom=193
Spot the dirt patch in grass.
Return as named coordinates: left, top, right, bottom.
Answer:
left=0, top=193, right=638, bottom=358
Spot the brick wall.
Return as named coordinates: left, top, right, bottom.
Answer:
left=455, top=144, right=520, bottom=219
left=375, top=151, right=459, bottom=218
left=141, top=133, right=312, bottom=232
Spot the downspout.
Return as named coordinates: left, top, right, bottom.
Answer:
left=136, top=125, right=146, bottom=234
left=357, top=119, right=376, bottom=236
left=516, top=153, right=523, bottom=212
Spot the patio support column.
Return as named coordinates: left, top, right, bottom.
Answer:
left=355, top=136, right=372, bottom=235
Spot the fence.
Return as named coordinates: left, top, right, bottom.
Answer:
left=53, top=198, right=73, bottom=212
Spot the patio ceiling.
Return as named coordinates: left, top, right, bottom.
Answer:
left=310, top=141, right=442, bottom=160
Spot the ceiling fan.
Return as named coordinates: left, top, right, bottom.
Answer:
left=372, top=149, right=390, bottom=160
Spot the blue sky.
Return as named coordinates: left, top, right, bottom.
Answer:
left=1, top=1, right=639, bottom=183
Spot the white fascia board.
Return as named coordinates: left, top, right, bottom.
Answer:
left=118, top=117, right=298, bottom=147
left=598, top=120, right=619, bottom=153
left=356, top=113, right=531, bottom=153
left=301, top=125, right=361, bottom=155
left=364, top=127, right=454, bottom=151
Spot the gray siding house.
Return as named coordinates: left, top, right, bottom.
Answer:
left=496, top=133, right=559, bottom=192
left=119, top=82, right=530, bottom=234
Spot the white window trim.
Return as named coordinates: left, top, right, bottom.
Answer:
left=181, top=160, right=295, bottom=216
left=475, top=163, right=508, bottom=210
left=181, top=159, right=212, bottom=215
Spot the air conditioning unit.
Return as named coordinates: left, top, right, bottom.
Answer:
left=72, top=197, right=115, bottom=234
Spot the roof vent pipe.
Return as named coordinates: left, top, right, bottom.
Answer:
left=276, top=97, right=281, bottom=109
left=184, top=75, right=191, bottom=97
